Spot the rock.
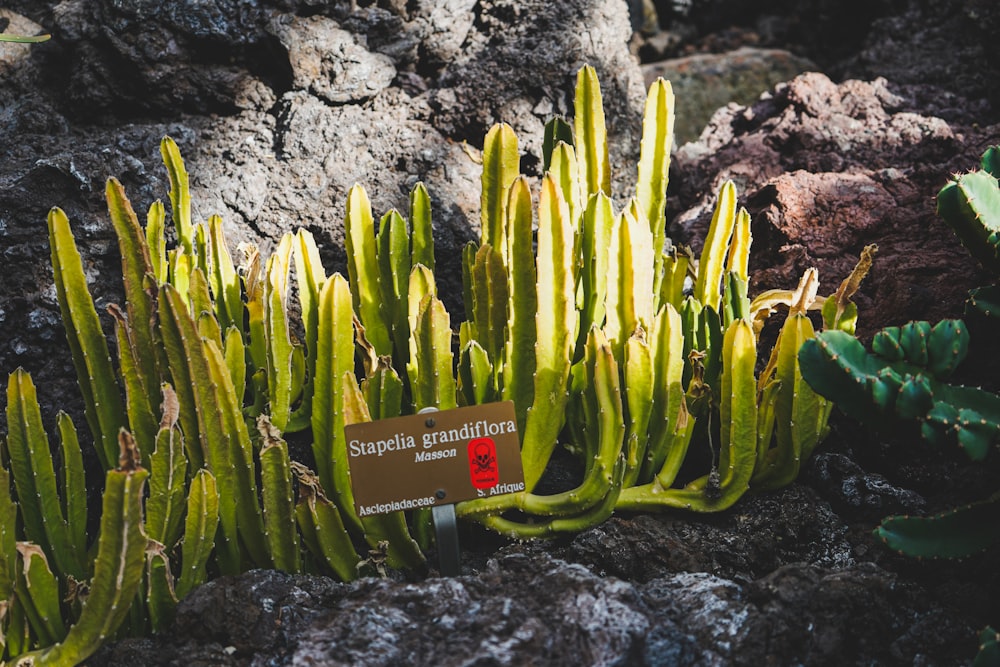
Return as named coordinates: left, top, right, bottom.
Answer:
left=0, top=0, right=644, bottom=432
left=269, top=15, right=396, bottom=104
left=511, top=485, right=853, bottom=583
left=427, top=0, right=647, bottom=194
left=90, top=568, right=347, bottom=666
left=341, top=6, right=419, bottom=67
left=649, top=0, right=903, bottom=71
left=91, top=551, right=979, bottom=666
left=804, top=452, right=926, bottom=523
left=839, top=0, right=1000, bottom=118
left=635, top=26, right=696, bottom=62
left=669, top=72, right=1000, bottom=337
left=739, top=563, right=975, bottom=666
left=642, top=47, right=816, bottom=143
left=405, top=0, right=477, bottom=66
left=646, top=0, right=999, bottom=122
left=292, top=555, right=653, bottom=666
left=92, top=556, right=660, bottom=666
left=46, top=0, right=284, bottom=119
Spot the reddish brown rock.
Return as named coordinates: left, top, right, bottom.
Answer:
left=670, top=72, right=999, bottom=337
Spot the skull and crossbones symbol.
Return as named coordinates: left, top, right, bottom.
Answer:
left=471, top=442, right=496, bottom=474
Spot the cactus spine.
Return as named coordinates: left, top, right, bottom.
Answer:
left=937, top=147, right=1000, bottom=274
left=799, top=319, right=1000, bottom=461
left=11, top=434, right=148, bottom=666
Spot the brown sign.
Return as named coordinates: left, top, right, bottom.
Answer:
left=345, top=401, right=525, bottom=517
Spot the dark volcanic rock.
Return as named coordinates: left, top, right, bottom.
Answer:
left=804, top=452, right=926, bottom=523
left=672, top=0, right=900, bottom=68
left=512, top=485, right=853, bottom=584
left=426, top=0, right=647, bottom=191
left=46, top=0, right=291, bottom=119
left=91, top=551, right=979, bottom=666
left=648, top=0, right=1000, bottom=121
left=839, top=0, right=1000, bottom=119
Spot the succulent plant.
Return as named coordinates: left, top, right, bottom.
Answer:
left=0, top=64, right=869, bottom=661
left=938, top=145, right=1000, bottom=322
left=799, top=319, right=1000, bottom=461
left=978, top=627, right=1000, bottom=667
left=799, top=318, right=1000, bottom=557
left=0, top=139, right=429, bottom=664
left=450, top=65, right=866, bottom=534
left=799, top=147, right=1000, bottom=665
left=2, top=396, right=147, bottom=665
left=938, top=146, right=1000, bottom=274
left=0, top=33, right=50, bottom=43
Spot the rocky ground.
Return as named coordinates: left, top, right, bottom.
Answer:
left=1, top=0, right=998, bottom=665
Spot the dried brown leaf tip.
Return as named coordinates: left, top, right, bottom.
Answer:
left=256, top=414, right=282, bottom=446
left=833, top=244, right=878, bottom=310
left=160, top=383, right=180, bottom=430
left=118, top=428, right=142, bottom=472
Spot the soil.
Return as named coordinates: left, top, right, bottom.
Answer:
left=0, top=1, right=998, bottom=665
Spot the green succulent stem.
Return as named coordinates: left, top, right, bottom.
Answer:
left=799, top=319, right=1000, bottom=461
left=47, top=207, right=127, bottom=471
left=875, top=492, right=1000, bottom=559
left=13, top=435, right=149, bottom=667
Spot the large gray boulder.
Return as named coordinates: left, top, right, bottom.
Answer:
left=0, top=0, right=645, bottom=425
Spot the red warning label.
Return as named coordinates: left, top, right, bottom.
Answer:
left=467, top=437, right=499, bottom=489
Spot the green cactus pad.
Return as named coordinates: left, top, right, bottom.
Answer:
left=938, top=166, right=1000, bottom=273
left=876, top=493, right=1000, bottom=558
left=981, top=146, right=1000, bottom=177
left=976, top=626, right=999, bottom=667
left=968, top=285, right=1000, bottom=320
left=800, top=321, right=1000, bottom=459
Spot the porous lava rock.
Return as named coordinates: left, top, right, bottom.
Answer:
left=91, top=548, right=980, bottom=666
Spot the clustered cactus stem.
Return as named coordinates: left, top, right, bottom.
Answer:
left=447, top=65, right=868, bottom=533
left=0, top=66, right=872, bottom=662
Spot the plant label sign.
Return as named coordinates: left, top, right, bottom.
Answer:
left=345, top=401, right=525, bottom=517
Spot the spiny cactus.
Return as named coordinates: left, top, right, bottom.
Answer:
left=938, top=146, right=1000, bottom=275
left=800, top=149, right=1000, bottom=665
left=800, top=319, right=1000, bottom=461
left=938, top=145, right=1000, bottom=328
left=875, top=492, right=1000, bottom=559
left=979, top=627, right=1000, bottom=667
left=0, top=137, right=434, bottom=662
left=3, top=431, right=148, bottom=666
left=799, top=317, right=1000, bottom=561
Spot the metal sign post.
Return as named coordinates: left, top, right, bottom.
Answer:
left=419, top=407, right=461, bottom=576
